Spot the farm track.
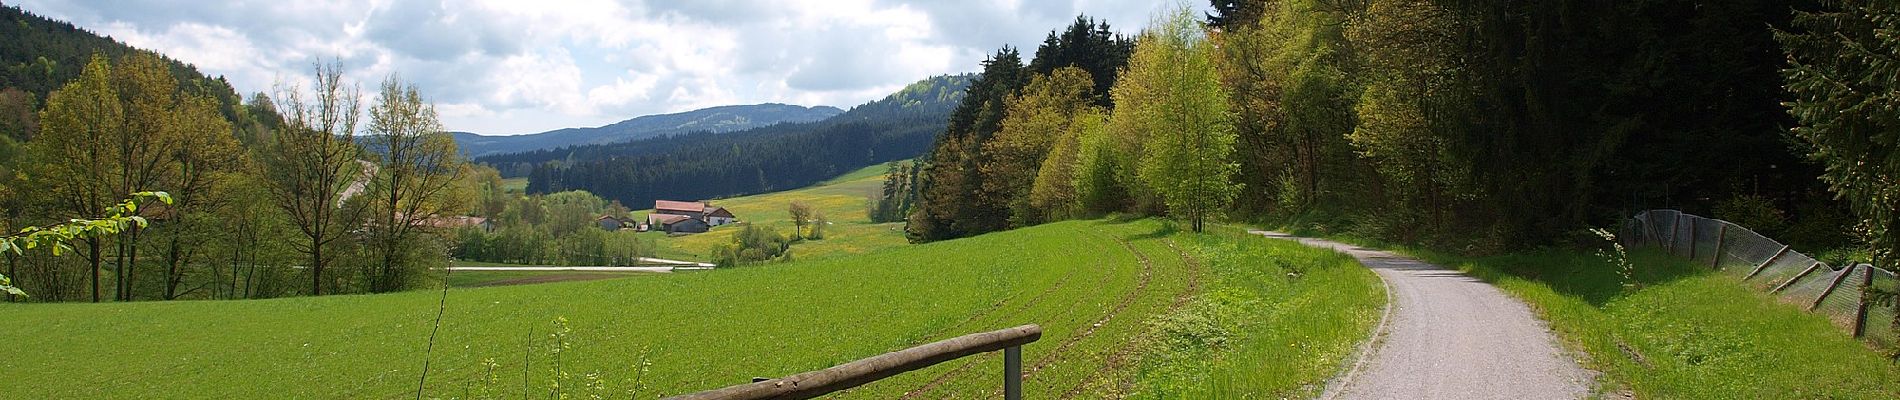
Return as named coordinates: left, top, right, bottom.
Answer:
left=903, top=227, right=1147, bottom=399
left=1059, top=239, right=1203, bottom=399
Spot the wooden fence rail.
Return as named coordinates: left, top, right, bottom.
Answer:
left=666, top=324, right=1043, bottom=400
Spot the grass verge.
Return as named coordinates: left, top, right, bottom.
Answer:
left=1115, top=225, right=1385, bottom=398
left=1309, top=230, right=1900, bottom=399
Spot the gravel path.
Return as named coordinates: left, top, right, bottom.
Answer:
left=1251, top=231, right=1593, bottom=400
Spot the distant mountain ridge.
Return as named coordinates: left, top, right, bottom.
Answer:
left=474, top=74, right=974, bottom=207
left=452, top=103, right=844, bottom=157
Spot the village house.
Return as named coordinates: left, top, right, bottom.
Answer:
left=647, top=200, right=738, bottom=234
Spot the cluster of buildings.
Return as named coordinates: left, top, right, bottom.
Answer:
left=596, top=200, right=738, bottom=234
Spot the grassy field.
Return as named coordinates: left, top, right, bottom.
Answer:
left=500, top=177, right=528, bottom=194
left=638, top=163, right=908, bottom=262
left=1305, top=230, right=1900, bottom=399
left=0, top=219, right=1382, bottom=398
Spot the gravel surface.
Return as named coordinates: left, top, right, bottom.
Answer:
left=1252, top=231, right=1593, bottom=400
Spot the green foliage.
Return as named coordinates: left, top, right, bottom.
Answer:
left=1779, top=0, right=1900, bottom=275
left=1119, top=8, right=1241, bottom=233
left=787, top=201, right=815, bottom=240
left=361, top=73, right=466, bottom=293
left=984, top=67, right=1100, bottom=226
left=712, top=224, right=790, bottom=267
left=909, top=48, right=1028, bottom=242
left=909, top=16, right=1137, bottom=242
left=0, top=191, right=172, bottom=296
left=0, top=5, right=242, bottom=116
left=258, top=61, right=365, bottom=296
left=451, top=189, right=651, bottom=267
left=867, top=161, right=920, bottom=223
left=1713, top=194, right=1789, bottom=235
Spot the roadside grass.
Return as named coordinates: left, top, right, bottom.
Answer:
left=1115, top=225, right=1385, bottom=398
left=1302, top=230, right=1900, bottom=399
left=638, top=163, right=907, bottom=262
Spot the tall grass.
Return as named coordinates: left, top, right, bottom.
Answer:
left=1119, top=226, right=1385, bottom=398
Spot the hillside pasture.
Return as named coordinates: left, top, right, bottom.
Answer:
left=640, top=163, right=907, bottom=262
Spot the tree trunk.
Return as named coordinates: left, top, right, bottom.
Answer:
left=89, top=237, right=102, bottom=303
left=164, top=236, right=182, bottom=300
left=5, top=250, right=16, bottom=302
left=311, top=239, right=323, bottom=296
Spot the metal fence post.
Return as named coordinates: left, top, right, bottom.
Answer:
left=1004, top=345, right=1022, bottom=400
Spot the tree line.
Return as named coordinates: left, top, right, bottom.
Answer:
left=0, top=48, right=494, bottom=300
left=480, top=74, right=972, bottom=208
left=448, top=179, right=654, bottom=267
left=893, top=0, right=1886, bottom=265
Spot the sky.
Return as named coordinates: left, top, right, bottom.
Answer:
left=15, top=0, right=1199, bottom=135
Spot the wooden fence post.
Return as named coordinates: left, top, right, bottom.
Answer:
left=1686, top=216, right=1698, bottom=260
left=1644, top=212, right=1661, bottom=247
left=1810, top=265, right=1857, bottom=311
left=1855, top=265, right=1873, bottom=338
left=1670, top=214, right=1682, bottom=255
left=1711, top=224, right=1727, bottom=269
left=1773, top=262, right=1825, bottom=294
left=1747, top=245, right=1791, bottom=280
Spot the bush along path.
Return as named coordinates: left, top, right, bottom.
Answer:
left=1251, top=231, right=1594, bottom=400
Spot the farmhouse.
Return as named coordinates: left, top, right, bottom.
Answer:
left=596, top=215, right=635, bottom=231
left=647, top=200, right=737, bottom=234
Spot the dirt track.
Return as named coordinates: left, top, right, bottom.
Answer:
left=1252, top=231, right=1593, bottom=400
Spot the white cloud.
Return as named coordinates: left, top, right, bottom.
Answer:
left=14, top=0, right=1198, bottom=135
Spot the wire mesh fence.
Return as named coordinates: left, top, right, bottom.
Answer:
left=1622, top=210, right=1897, bottom=349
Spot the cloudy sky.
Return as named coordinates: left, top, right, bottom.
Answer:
left=16, top=0, right=1196, bottom=135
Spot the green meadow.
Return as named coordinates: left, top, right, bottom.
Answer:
left=0, top=219, right=1382, bottom=399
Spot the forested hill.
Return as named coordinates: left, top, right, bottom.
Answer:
left=452, top=103, right=844, bottom=157
left=477, top=74, right=972, bottom=207
left=0, top=5, right=243, bottom=126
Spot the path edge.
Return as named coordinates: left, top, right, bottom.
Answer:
left=1247, top=230, right=1393, bottom=400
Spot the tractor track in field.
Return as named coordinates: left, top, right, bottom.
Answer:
left=899, top=227, right=1107, bottom=399
left=1022, top=234, right=1155, bottom=378
left=1060, top=239, right=1203, bottom=399
left=909, top=238, right=1090, bottom=346
left=904, top=229, right=1152, bottom=399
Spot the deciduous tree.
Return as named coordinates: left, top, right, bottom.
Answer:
left=260, top=62, right=363, bottom=296
left=1113, top=8, right=1241, bottom=232
left=363, top=74, right=464, bottom=293
left=30, top=54, right=119, bottom=302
